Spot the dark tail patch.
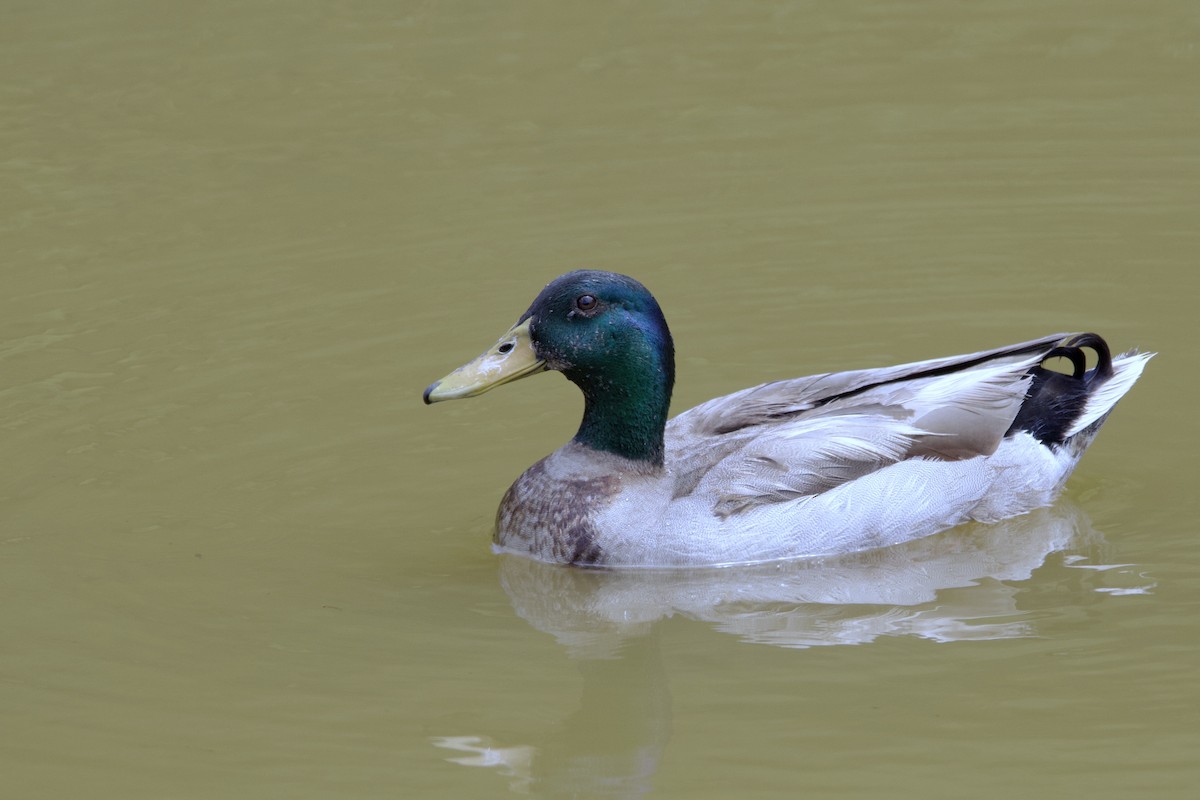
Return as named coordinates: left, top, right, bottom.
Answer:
left=1007, top=333, right=1114, bottom=446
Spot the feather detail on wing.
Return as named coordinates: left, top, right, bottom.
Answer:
left=666, top=334, right=1076, bottom=516
left=698, top=415, right=932, bottom=517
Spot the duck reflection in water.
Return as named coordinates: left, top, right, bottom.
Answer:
left=433, top=632, right=669, bottom=797
left=431, top=501, right=1153, bottom=797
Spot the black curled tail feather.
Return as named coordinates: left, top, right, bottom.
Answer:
left=1058, top=333, right=1114, bottom=381
left=1006, top=332, right=1114, bottom=446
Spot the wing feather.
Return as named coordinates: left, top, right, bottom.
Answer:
left=666, top=334, right=1075, bottom=515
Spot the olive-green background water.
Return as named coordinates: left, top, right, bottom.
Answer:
left=4, top=2, right=1198, bottom=798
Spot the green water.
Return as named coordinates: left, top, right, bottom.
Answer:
left=4, top=2, right=1197, bottom=798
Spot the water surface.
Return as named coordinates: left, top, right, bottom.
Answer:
left=4, top=2, right=1198, bottom=798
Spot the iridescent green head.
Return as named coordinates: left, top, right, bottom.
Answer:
left=425, top=270, right=675, bottom=465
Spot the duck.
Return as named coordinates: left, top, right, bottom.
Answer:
left=423, top=270, right=1151, bottom=568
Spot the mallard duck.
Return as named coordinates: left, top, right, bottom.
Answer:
left=424, top=271, right=1151, bottom=567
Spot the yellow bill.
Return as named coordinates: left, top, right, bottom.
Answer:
left=423, top=318, right=545, bottom=404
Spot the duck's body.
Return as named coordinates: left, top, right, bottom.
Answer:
left=425, top=271, right=1151, bottom=568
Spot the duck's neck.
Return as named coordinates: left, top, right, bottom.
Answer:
left=574, top=378, right=671, bottom=466
left=569, top=334, right=674, bottom=467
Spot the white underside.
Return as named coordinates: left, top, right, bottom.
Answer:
left=589, top=432, right=1079, bottom=567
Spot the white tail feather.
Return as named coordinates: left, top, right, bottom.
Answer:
left=1067, top=351, right=1155, bottom=438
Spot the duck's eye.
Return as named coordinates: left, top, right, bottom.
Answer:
left=576, top=294, right=597, bottom=311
